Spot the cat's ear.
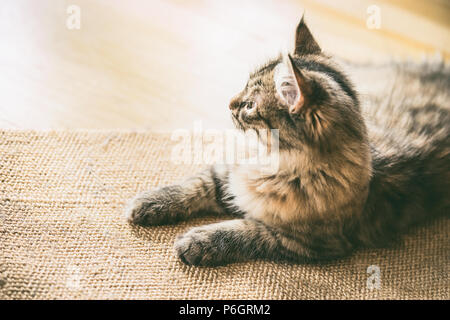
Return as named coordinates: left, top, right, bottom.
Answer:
left=274, top=54, right=310, bottom=114
left=294, top=15, right=321, bottom=55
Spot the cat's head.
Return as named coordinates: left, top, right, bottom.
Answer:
left=229, top=17, right=367, bottom=154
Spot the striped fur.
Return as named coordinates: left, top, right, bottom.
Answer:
left=125, top=18, right=450, bottom=266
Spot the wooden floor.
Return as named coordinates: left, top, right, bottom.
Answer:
left=0, top=0, right=449, bottom=130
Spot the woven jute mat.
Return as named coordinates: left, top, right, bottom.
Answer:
left=0, top=130, right=448, bottom=299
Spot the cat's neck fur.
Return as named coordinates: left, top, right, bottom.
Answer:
left=277, top=140, right=371, bottom=181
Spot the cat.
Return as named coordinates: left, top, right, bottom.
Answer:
left=124, top=17, right=450, bottom=266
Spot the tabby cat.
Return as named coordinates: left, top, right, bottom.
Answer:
left=125, top=17, right=450, bottom=266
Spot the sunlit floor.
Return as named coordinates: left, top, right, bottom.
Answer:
left=0, top=0, right=449, bottom=130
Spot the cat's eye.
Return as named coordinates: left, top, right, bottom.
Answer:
left=246, top=102, right=254, bottom=110
left=239, top=101, right=254, bottom=110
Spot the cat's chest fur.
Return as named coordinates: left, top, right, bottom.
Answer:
left=226, top=150, right=371, bottom=227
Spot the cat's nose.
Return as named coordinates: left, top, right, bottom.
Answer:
left=229, top=96, right=240, bottom=110
left=229, top=101, right=237, bottom=110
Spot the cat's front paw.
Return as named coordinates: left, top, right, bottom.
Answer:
left=124, top=186, right=184, bottom=225
left=174, top=226, right=224, bottom=266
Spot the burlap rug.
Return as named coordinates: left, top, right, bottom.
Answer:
left=0, top=130, right=448, bottom=299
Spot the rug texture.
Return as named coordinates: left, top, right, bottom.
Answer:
left=0, top=130, right=448, bottom=300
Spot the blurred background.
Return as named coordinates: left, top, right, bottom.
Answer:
left=0, top=0, right=449, bottom=130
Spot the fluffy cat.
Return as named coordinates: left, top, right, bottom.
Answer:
left=124, top=17, right=450, bottom=266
